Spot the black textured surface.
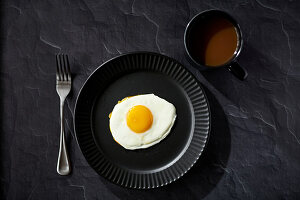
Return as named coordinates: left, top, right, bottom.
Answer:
left=74, top=52, right=210, bottom=188
left=1, top=0, right=300, bottom=199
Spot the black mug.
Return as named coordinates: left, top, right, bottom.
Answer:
left=184, top=10, right=248, bottom=80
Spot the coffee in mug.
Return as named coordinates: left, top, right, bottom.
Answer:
left=184, top=10, right=248, bottom=80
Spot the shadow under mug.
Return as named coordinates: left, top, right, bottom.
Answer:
left=184, top=10, right=248, bottom=80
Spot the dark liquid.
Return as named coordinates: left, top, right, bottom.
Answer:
left=189, top=17, right=238, bottom=66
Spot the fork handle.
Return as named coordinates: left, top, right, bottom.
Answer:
left=57, top=98, right=71, bottom=175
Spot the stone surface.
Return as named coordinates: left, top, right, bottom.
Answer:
left=1, top=0, right=300, bottom=199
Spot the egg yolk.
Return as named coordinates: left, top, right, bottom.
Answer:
left=126, top=105, right=153, bottom=133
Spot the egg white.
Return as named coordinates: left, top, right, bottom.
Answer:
left=109, top=94, right=176, bottom=150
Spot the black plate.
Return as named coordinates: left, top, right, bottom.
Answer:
left=74, top=52, right=210, bottom=189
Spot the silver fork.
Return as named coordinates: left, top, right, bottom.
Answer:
left=56, top=54, right=71, bottom=175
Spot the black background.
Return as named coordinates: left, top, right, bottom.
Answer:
left=1, top=0, right=300, bottom=199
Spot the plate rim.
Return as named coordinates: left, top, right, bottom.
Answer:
left=73, top=51, right=211, bottom=189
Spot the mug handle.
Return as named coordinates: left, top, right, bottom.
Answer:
left=227, top=62, right=248, bottom=80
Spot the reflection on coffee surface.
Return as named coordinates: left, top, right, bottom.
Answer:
left=189, top=17, right=238, bottom=67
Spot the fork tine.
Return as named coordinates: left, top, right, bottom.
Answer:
left=56, top=55, right=60, bottom=81
left=56, top=55, right=64, bottom=81
left=65, top=55, right=71, bottom=81
left=60, top=54, right=66, bottom=81
left=62, top=54, right=68, bottom=81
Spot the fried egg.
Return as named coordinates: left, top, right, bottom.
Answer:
left=109, top=94, right=176, bottom=150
